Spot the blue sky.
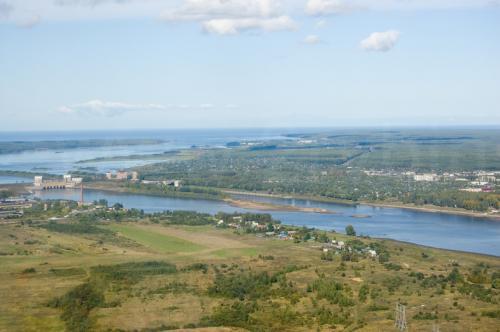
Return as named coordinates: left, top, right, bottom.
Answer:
left=1, top=0, right=499, bottom=130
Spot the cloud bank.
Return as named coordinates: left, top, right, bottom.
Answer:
left=58, top=100, right=229, bottom=116
left=58, top=100, right=167, bottom=116
left=161, top=0, right=297, bottom=35
left=305, top=0, right=497, bottom=16
left=1, top=0, right=497, bottom=30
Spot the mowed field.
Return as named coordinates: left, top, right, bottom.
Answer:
left=106, top=224, right=207, bottom=254
left=0, top=221, right=499, bottom=332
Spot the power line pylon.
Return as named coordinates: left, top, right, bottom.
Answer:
left=395, top=302, right=407, bottom=331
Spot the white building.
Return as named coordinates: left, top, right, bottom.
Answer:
left=414, top=173, right=438, bottom=182
left=34, top=176, right=43, bottom=187
left=131, top=171, right=139, bottom=181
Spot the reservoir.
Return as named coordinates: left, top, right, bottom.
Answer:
left=33, top=189, right=500, bottom=256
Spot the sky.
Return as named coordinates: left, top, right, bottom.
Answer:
left=1, top=0, right=499, bottom=131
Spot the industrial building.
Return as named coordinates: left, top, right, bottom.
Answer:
left=33, top=175, right=83, bottom=190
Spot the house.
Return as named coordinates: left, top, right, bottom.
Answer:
left=131, top=171, right=139, bottom=181
left=279, top=231, right=288, bottom=239
left=367, top=250, right=377, bottom=257
left=115, top=171, right=128, bottom=180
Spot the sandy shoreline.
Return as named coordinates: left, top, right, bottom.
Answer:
left=223, top=189, right=500, bottom=220
left=224, top=198, right=336, bottom=214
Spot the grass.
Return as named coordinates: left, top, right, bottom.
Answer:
left=212, top=247, right=259, bottom=258
left=0, top=220, right=499, bottom=332
left=105, top=224, right=206, bottom=254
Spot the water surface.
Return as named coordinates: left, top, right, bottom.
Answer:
left=33, top=189, right=500, bottom=256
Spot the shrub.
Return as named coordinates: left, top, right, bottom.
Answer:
left=481, top=310, right=500, bottom=319
left=208, top=271, right=275, bottom=300
left=446, top=267, right=463, bottom=284
left=91, top=261, right=177, bottom=284
left=345, top=225, right=356, bottom=236
left=181, top=263, right=208, bottom=273
left=378, top=252, right=390, bottom=264
left=22, top=267, right=36, bottom=274
left=358, top=284, right=369, bottom=302
left=384, top=263, right=402, bottom=271
left=311, top=278, right=354, bottom=307
left=203, top=301, right=255, bottom=328
left=413, top=311, right=438, bottom=320
left=48, top=282, right=104, bottom=332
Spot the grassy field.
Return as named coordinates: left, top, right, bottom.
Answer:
left=0, top=219, right=499, bottom=332
left=106, top=224, right=206, bottom=254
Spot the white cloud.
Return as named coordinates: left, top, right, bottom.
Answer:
left=1, top=0, right=496, bottom=27
left=360, top=30, right=400, bottom=52
left=202, top=16, right=296, bottom=35
left=160, top=0, right=281, bottom=21
left=303, top=34, right=320, bottom=44
left=58, top=100, right=166, bottom=116
left=305, top=0, right=497, bottom=16
left=306, top=0, right=353, bottom=16
left=161, top=0, right=296, bottom=35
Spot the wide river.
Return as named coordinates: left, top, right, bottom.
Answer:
left=0, top=129, right=297, bottom=175
left=33, top=189, right=500, bottom=257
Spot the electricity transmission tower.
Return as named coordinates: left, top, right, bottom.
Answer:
left=432, top=322, right=440, bottom=332
left=395, top=302, right=407, bottom=331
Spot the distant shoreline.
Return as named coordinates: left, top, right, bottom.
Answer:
left=9, top=181, right=498, bottom=220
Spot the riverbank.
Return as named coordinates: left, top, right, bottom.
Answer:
left=18, top=180, right=498, bottom=220
left=28, top=183, right=500, bottom=256
left=79, top=184, right=500, bottom=220
left=222, top=189, right=500, bottom=220
left=83, top=181, right=224, bottom=201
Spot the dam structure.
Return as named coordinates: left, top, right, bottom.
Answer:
left=33, top=175, right=83, bottom=190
